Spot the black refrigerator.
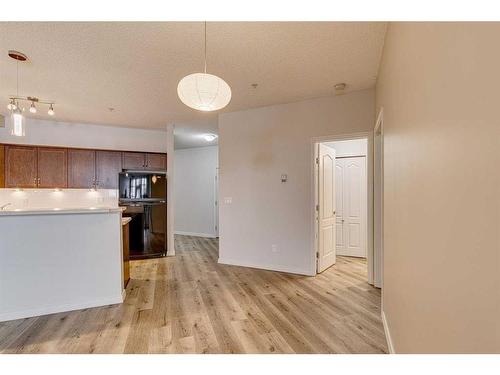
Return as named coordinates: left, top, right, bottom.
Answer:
left=119, top=171, right=167, bottom=259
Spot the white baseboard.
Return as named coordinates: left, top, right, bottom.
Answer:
left=0, top=294, right=124, bottom=323
left=175, top=231, right=217, bottom=238
left=218, top=257, right=314, bottom=276
left=381, top=310, right=395, bottom=354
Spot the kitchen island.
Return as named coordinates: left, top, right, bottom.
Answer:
left=0, top=190, right=125, bottom=322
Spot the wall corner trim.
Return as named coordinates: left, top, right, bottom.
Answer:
left=381, top=310, right=396, bottom=354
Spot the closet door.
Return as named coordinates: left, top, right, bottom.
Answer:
left=336, top=156, right=367, bottom=258
left=335, top=159, right=346, bottom=251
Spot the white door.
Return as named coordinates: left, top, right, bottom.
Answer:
left=335, top=157, right=367, bottom=258
left=317, top=144, right=336, bottom=273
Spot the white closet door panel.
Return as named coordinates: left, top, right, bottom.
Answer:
left=336, top=156, right=367, bottom=258
left=335, top=161, right=345, bottom=248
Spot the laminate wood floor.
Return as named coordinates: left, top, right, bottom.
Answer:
left=0, top=235, right=387, bottom=354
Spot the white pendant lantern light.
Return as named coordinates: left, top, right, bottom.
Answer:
left=177, top=22, right=231, bottom=111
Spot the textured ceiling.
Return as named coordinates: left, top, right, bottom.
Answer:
left=0, top=22, right=386, bottom=130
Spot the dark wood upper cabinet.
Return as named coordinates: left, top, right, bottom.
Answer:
left=0, top=145, right=5, bottom=188
left=96, top=150, right=122, bottom=189
left=1, top=143, right=166, bottom=190
left=146, top=153, right=167, bottom=170
left=68, top=149, right=96, bottom=188
left=122, top=152, right=146, bottom=170
left=5, top=145, right=38, bottom=188
left=37, top=147, right=68, bottom=188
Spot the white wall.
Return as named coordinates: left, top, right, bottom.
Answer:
left=218, top=89, right=375, bottom=275
left=174, top=146, right=218, bottom=238
left=325, top=138, right=367, bottom=157
left=0, top=117, right=167, bottom=152
left=376, top=23, right=500, bottom=353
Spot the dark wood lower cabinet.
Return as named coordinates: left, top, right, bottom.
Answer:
left=37, top=147, right=67, bottom=188
left=68, top=149, right=96, bottom=189
left=5, top=145, right=38, bottom=188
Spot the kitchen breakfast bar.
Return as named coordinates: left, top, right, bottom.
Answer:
left=0, top=190, right=126, bottom=322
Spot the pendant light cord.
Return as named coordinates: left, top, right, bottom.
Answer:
left=16, top=60, right=19, bottom=96
left=204, top=21, right=207, bottom=74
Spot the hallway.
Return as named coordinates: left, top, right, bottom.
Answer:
left=0, top=235, right=387, bottom=353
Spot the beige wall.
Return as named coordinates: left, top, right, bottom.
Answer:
left=218, top=89, right=374, bottom=275
left=376, top=23, right=500, bottom=353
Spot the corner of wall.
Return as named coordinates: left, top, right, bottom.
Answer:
left=381, top=309, right=395, bottom=354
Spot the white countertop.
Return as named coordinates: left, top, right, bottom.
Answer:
left=0, top=206, right=124, bottom=217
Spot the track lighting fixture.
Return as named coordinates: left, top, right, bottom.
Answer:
left=7, top=99, right=17, bottom=111
left=6, top=51, right=57, bottom=136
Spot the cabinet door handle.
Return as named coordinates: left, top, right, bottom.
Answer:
left=34, top=177, right=37, bottom=186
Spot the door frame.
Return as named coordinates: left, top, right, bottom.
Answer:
left=374, top=109, right=384, bottom=288
left=214, top=167, right=219, bottom=237
left=311, top=131, right=374, bottom=283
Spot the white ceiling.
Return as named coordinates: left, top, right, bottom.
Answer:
left=0, top=22, right=386, bottom=132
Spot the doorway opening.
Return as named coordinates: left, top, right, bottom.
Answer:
left=313, top=132, right=379, bottom=286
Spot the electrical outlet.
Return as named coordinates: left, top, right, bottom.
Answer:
left=271, top=244, right=278, bottom=253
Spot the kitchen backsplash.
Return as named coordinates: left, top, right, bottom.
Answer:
left=0, top=189, right=118, bottom=210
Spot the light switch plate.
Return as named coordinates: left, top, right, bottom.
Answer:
left=224, top=197, right=232, bottom=204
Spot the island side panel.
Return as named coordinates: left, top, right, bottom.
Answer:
left=0, top=211, right=123, bottom=322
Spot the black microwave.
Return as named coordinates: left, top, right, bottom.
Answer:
left=119, top=172, right=166, bottom=201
